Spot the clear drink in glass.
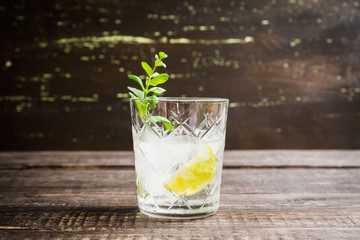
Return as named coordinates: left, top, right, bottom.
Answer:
left=130, top=97, right=229, bottom=219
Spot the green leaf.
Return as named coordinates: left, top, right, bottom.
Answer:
left=160, top=60, right=167, bottom=68
left=149, top=115, right=169, bottom=123
left=155, top=52, right=167, bottom=68
left=128, top=75, right=144, bottom=89
left=129, top=92, right=137, bottom=98
left=130, top=94, right=147, bottom=116
left=148, top=95, right=158, bottom=109
left=163, top=121, right=173, bottom=131
left=155, top=60, right=166, bottom=68
left=159, top=52, right=168, bottom=59
left=135, top=100, right=148, bottom=117
left=149, top=115, right=173, bottom=131
left=149, top=73, right=169, bottom=86
left=141, top=62, right=153, bottom=77
left=127, top=87, right=145, bottom=99
left=149, top=87, right=166, bottom=95
left=154, top=54, right=162, bottom=68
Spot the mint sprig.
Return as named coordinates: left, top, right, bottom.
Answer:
left=128, top=51, right=173, bottom=131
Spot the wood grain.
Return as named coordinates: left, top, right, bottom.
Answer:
left=1, top=150, right=360, bottom=168
left=0, top=151, right=359, bottom=239
left=0, top=0, right=360, bottom=150
left=1, top=169, right=360, bottom=239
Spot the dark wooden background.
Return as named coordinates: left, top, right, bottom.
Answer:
left=1, top=0, right=359, bottom=150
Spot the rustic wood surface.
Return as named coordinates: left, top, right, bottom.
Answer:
left=0, top=151, right=360, bottom=239
left=1, top=0, right=360, bottom=150
left=1, top=150, right=360, bottom=168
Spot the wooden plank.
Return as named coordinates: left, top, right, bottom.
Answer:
left=0, top=204, right=359, bottom=239
left=0, top=0, right=360, bottom=150
left=0, top=150, right=360, bottom=168
left=0, top=169, right=359, bottom=239
left=1, top=169, right=360, bottom=201
left=1, top=229, right=360, bottom=240
left=0, top=151, right=135, bottom=167
left=224, top=150, right=360, bottom=167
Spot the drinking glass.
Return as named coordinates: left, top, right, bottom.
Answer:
left=130, top=97, right=229, bottom=219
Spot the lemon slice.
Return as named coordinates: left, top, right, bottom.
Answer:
left=164, top=145, right=216, bottom=196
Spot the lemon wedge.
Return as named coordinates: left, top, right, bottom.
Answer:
left=164, top=145, right=216, bottom=196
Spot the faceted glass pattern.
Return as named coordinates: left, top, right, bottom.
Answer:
left=130, top=97, right=229, bottom=219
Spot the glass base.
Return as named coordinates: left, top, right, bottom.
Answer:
left=138, top=202, right=219, bottom=219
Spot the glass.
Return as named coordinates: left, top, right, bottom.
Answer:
left=130, top=97, right=229, bottom=219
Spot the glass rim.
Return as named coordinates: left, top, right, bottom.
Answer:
left=130, top=97, right=229, bottom=103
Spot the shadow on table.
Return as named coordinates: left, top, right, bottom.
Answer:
left=0, top=205, right=198, bottom=231
left=0, top=205, right=142, bottom=230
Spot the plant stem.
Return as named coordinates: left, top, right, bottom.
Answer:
left=143, top=65, right=158, bottom=98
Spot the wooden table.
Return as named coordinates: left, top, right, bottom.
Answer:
left=1, top=151, right=359, bottom=239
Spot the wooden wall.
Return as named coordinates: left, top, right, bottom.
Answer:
left=1, top=0, right=359, bottom=150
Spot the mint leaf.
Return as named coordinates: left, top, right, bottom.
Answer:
left=149, top=115, right=173, bottom=131
left=154, top=54, right=166, bottom=68
left=159, top=52, right=168, bottom=60
left=148, top=95, right=158, bottom=109
left=159, top=61, right=166, bottom=68
left=135, top=100, right=148, bottom=117
left=149, top=115, right=169, bottom=123
left=141, top=62, right=153, bottom=77
left=128, top=92, right=137, bottom=99
left=149, top=87, right=166, bottom=95
left=149, top=73, right=169, bottom=86
left=162, top=121, right=173, bottom=131
left=127, top=86, right=144, bottom=99
left=127, top=51, right=173, bottom=129
left=128, top=75, right=144, bottom=90
left=155, top=59, right=166, bottom=68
